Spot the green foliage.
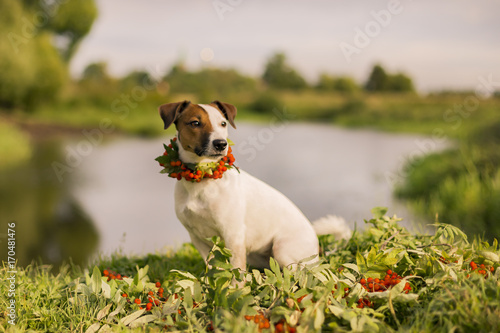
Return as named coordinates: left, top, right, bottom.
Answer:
left=2, top=209, right=499, bottom=332
left=316, top=73, right=360, bottom=93
left=262, top=53, right=308, bottom=90
left=0, top=123, right=32, bottom=170
left=397, top=120, right=500, bottom=242
left=388, top=73, right=415, bottom=92
left=165, top=65, right=258, bottom=102
left=26, top=32, right=68, bottom=109
left=365, top=64, right=414, bottom=93
left=0, top=0, right=97, bottom=110
left=248, top=92, right=283, bottom=114
left=120, top=71, right=155, bottom=91
left=365, top=64, right=389, bottom=91
left=49, top=0, right=98, bottom=60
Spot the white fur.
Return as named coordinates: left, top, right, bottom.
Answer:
left=173, top=105, right=351, bottom=270
left=312, top=215, right=352, bottom=240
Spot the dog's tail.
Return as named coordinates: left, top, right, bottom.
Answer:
left=311, top=215, right=352, bottom=240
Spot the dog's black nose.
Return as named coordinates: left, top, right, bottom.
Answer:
left=213, top=139, right=227, bottom=151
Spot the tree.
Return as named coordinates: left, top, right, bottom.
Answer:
left=316, top=74, right=359, bottom=93
left=262, top=52, right=307, bottom=90
left=0, top=0, right=97, bottom=110
left=81, top=62, right=112, bottom=83
left=49, top=0, right=99, bottom=60
left=365, top=64, right=415, bottom=93
left=120, top=71, right=155, bottom=90
left=77, top=62, right=118, bottom=107
left=164, top=66, right=257, bottom=101
left=365, top=64, right=390, bottom=92
left=388, top=73, right=415, bottom=92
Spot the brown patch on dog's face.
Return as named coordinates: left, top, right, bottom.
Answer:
left=175, top=104, right=214, bottom=156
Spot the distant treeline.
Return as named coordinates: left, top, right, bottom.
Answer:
left=0, top=0, right=415, bottom=113
left=78, top=53, right=415, bottom=99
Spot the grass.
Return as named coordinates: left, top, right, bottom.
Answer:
left=1, top=208, right=499, bottom=332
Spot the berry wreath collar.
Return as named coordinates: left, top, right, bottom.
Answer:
left=155, top=137, right=238, bottom=182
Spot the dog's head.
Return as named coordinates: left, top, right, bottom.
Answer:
left=159, top=100, right=237, bottom=163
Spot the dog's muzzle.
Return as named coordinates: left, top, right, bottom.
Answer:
left=213, top=139, right=227, bottom=152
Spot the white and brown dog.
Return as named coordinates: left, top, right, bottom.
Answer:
left=159, top=100, right=350, bottom=271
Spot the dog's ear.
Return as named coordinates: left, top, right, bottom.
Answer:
left=211, top=100, right=237, bottom=129
left=158, top=100, right=191, bottom=130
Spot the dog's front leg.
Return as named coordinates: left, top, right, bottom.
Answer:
left=224, top=238, right=247, bottom=289
left=226, top=240, right=247, bottom=272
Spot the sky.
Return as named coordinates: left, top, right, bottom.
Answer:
left=70, top=0, right=500, bottom=92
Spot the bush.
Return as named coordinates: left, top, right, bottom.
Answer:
left=0, top=123, right=32, bottom=170
left=248, top=92, right=282, bottom=114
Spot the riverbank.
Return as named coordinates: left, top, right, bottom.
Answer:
left=2, top=91, right=500, bottom=240
left=5, top=91, right=500, bottom=139
left=1, top=209, right=499, bottom=332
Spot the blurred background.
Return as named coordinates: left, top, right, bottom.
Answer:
left=1, top=0, right=499, bottom=269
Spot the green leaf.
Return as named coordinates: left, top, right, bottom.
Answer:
left=479, top=251, right=499, bottom=262
left=314, top=306, right=325, bottom=329
left=96, top=303, right=112, bottom=320
left=121, top=309, right=145, bottom=326
left=177, top=279, right=195, bottom=293
left=171, top=270, right=198, bottom=280
left=91, top=266, right=102, bottom=294
left=252, top=269, right=263, bottom=285
left=342, top=263, right=360, bottom=274
left=371, top=207, right=388, bottom=219
left=129, top=315, right=157, bottom=328
left=101, top=281, right=111, bottom=298
left=84, top=323, right=100, bottom=333
left=366, top=247, right=377, bottom=266
left=356, top=252, right=367, bottom=273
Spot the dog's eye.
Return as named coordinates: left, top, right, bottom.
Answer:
left=221, top=121, right=227, bottom=127
left=189, top=120, right=200, bottom=127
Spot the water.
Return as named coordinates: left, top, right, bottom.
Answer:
left=0, top=122, right=448, bottom=267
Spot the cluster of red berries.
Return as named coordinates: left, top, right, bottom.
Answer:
left=158, top=138, right=236, bottom=182
left=122, top=281, right=173, bottom=312
left=439, top=257, right=496, bottom=278
left=103, top=269, right=126, bottom=281
left=244, top=312, right=296, bottom=333
left=360, top=270, right=412, bottom=294
left=244, top=313, right=271, bottom=331
left=356, top=270, right=412, bottom=308
left=468, top=261, right=495, bottom=278
left=356, top=298, right=373, bottom=309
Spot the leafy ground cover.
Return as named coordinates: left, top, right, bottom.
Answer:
left=1, top=208, right=499, bottom=332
